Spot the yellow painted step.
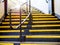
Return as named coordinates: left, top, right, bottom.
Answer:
left=6, top=16, right=27, bottom=18
left=0, top=30, right=24, bottom=32
left=21, top=25, right=60, bottom=28
left=5, top=19, right=29, bottom=21
left=21, top=43, right=56, bottom=45
left=31, top=25, right=60, bottom=27
left=7, top=16, right=55, bottom=18
left=0, top=35, right=19, bottom=38
left=26, top=35, right=60, bottom=38
left=33, top=18, right=57, bottom=20
left=5, top=18, right=57, bottom=21
left=0, top=26, right=26, bottom=28
left=33, top=18, right=57, bottom=19
left=2, top=21, right=60, bottom=25
left=2, top=22, right=28, bottom=24
left=9, top=14, right=51, bottom=16
left=0, top=43, right=13, bottom=45
left=0, top=24, right=60, bottom=28
left=33, top=21, right=60, bottom=23
left=29, top=29, right=60, bottom=32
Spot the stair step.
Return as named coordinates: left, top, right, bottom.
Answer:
left=0, top=42, right=59, bottom=45
left=5, top=18, right=58, bottom=21
left=0, top=43, right=13, bottom=45
left=29, top=29, right=60, bottom=32
left=0, top=35, right=19, bottom=38
left=0, top=24, right=60, bottom=28
left=6, top=16, right=55, bottom=18
left=9, top=15, right=53, bottom=16
left=2, top=22, right=28, bottom=24
left=9, top=14, right=51, bottom=16
left=26, top=35, right=60, bottom=38
left=21, top=43, right=58, bottom=45
left=0, top=30, right=24, bottom=32
left=2, top=21, right=60, bottom=24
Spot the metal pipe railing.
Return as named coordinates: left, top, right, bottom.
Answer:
left=9, top=9, right=12, bottom=29
left=9, top=0, right=31, bottom=42
left=9, top=0, right=31, bottom=29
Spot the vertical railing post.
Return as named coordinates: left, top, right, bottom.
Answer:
left=29, top=0, right=31, bottom=13
left=4, top=0, right=8, bottom=17
left=51, top=0, right=55, bottom=15
left=9, top=9, right=12, bottom=29
left=20, top=7, right=22, bottom=42
left=29, top=0, right=32, bottom=23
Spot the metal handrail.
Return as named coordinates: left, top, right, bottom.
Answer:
left=14, top=12, right=30, bottom=29
left=9, top=2, right=31, bottom=29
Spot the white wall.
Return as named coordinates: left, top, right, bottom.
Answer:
left=31, top=0, right=49, bottom=14
left=7, top=0, right=49, bottom=14
left=0, top=2, right=4, bottom=19
left=54, top=0, right=60, bottom=15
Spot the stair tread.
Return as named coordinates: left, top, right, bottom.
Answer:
left=5, top=18, right=58, bottom=21
left=0, top=43, right=13, bottom=45
left=6, top=16, right=55, bottom=18
left=2, top=21, right=60, bottom=24
left=29, top=29, right=60, bottom=32
left=2, top=22, right=28, bottom=24
left=26, top=35, right=60, bottom=38
left=0, top=35, right=19, bottom=38
left=8, top=14, right=51, bottom=15
left=0, top=30, right=24, bottom=32
left=0, top=24, right=60, bottom=28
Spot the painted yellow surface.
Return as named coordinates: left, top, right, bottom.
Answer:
left=2, top=21, right=60, bottom=24
left=0, top=30, right=24, bottom=32
left=1, top=24, right=60, bottom=28
left=0, top=35, right=19, bottom=38
left=7, top=16, right=55, bottom=18
left=2, top=22, right=28, bottom=24
left=0, top=43, right=13, bottom=45
left=29, top=29, right=60, bottom=32
left=26, top=35, right=60, bottom=38
left=21, top=43, right=56, bottom=45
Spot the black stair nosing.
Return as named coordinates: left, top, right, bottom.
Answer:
left=0, top=38, right=20, bottom=41
left=0, top=28, right=20, bottom=30
left=28, top=32, right=60, bottom=35
left=26, top=38, right=60, bottom=42
left=17, top=26, right=60, bottom=29
left=0, top=32, right=23, bottom=35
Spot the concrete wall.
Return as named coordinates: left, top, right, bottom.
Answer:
left=54, top=0, right=60, bottom=14
left=54, top=0, right=60, bottom=19
left=0, top=2, right=4, bottom=19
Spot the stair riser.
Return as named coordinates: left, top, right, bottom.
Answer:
left=26, top=38, right=60, bottom=42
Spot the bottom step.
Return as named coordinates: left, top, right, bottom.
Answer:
left=0, top=42, right=60, bottom=45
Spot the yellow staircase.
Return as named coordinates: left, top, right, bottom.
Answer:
left=0, top=7, right=60, bottom=45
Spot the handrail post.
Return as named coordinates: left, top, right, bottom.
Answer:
left=4, top=0, right=8, bottom=17
left=20, top=7, right=22, bottom=42
left=9, top=9, right=12, bottom=29
left=29, top=0, right=31, bottom=13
